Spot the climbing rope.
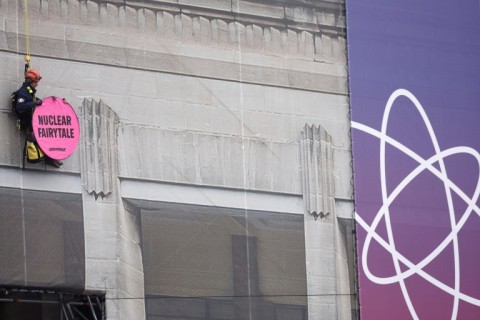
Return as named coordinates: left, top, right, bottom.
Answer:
left=22, top=0, right=31, bottom=71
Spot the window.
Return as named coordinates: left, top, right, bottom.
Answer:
left=0, top=187, right=85, bottom=289
left=133, top=200, right=308, bottom=320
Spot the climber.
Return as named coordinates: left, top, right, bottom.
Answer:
left=12, top=69, right=63, bottom=168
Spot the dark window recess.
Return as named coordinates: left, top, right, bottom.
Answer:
left=145, top=296, right=307, bottom=320
left=130, top=200, right=309, bottom=320
left=0, top=288, right=105, bottom=320
left=0, top=187, right=85, bottom=290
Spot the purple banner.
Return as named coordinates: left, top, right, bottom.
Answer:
left=346, top=1, right=480, bottom=319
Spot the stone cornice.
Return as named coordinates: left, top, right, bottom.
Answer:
left=121, top=0, right=346, bottom=35
left=1, top=0, right=347, bottom=93
left=3, top=0, right=345, bottom=61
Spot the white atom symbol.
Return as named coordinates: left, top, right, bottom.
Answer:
left=352, top=89, right=480, bottom=320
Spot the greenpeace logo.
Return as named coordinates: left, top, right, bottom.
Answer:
left=49, top=147, right=66, bottom=151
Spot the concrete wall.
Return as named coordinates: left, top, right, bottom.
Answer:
left=0, top=0, right=350, bottom=192
left=0, top=0, right=355, bottom=318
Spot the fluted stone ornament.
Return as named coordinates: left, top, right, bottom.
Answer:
left=80, top=99, right=119, bottom=199
left=300, top=124, right=335, bottom=220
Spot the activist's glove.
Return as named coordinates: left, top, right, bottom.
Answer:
left=34, top=99, right=42, bottom=106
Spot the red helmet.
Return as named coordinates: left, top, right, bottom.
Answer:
left=25, top=69, right=42, bottom=82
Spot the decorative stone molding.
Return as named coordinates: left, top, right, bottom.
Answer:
left=300, top=124, right=335, bottom=221
left=8, top=0, right=345, bottom=63
left=80, top=99, right=119, bottom=199
left=3, top=0, right=347, bottom=93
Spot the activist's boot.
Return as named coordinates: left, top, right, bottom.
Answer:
left=46, top=158, right=63, bottom=168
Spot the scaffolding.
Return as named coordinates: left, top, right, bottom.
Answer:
left=0, top=288, right=105, bottom=320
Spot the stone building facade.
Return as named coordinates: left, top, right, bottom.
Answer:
left=0, top=0, right=356, bottom=319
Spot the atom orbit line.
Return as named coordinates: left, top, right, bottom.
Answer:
left=352, top=88, right=480, bottom=320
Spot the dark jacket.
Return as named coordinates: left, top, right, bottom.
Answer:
left=14, top=81, right=38, bottom=132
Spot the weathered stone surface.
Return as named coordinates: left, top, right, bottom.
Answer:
left=0, top=112, right=22, bottom=166
left=118, top=125, right=304, bottom=193
left=0, top=0, right=352, bottom=319
left=5, top=0, right=346, bottom=65
left=80, top=99, right=119, bottom=199
left=300, top=124, right=335, bottom=221
left=180, top=0, right=232, bottom=11
left=232, top=0, right=285, bottom=20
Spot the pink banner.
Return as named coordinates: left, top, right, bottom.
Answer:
left=33, top=96, right=80, bottom=160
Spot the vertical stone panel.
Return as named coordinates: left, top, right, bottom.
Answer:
left=106, top=3, right=118, bottom=31
left=252, top=24, right=263, bottom=49
left=79, top=0, right=87, bottom=24
left=40, top=0, right=49, bottom=17
left=48, top=0, right=61, bottom=19
left=263, top=27, right=271, bottom=52
left=199, top=16, right=210, bottom=42
left=245, top=25, right=253, bottom=47
left=192, top=16, right=200, bottom=40
left=300, top=124, right=335, bottom=221
left=287, top=29, right=298, bottom=55
left=314, top=33, right=335, bottom=61
left=118, top=5, right=126, bottom=29
left=236, top=21, right=246, bottom=45
left=155, top=10, right=164, bottom=34
left=25, top=0, right=41, bottom=18
left=125, top=6, right=137, bottom=33
left=86, top=0, right=99, bottom=27
left=217, top=19, right=228, bottom=43
left=325, top=12, right=336, bottom=26
left=182, top=14, right=193, bottom=41
left=145, top=9, right=156, bottom=34
left=137, top=8, right=146, bottom=33
left=304, top=31, right=315, bottom=59
left=60, top=0, right=68, bottom=20
left=99, top=3, right=107, bottom=28
left=174, top=13, right=182, bottom=37
left=80, top=99, right=119, bottom=199
left=163, top=11, right=175, bottom=38
left=322, top=34, right=332, bottom=58
left=280, top=29, right=288, bottom=52
left=211, top=18, right=219, bottom=42
left=67, top=0, right=80, bottom=24
left=336, top=36, right=346, bottom=62
left=228, top=21, right=236, bottom=43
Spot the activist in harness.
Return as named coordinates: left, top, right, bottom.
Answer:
left=12, top=69, right=63, bottom=168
